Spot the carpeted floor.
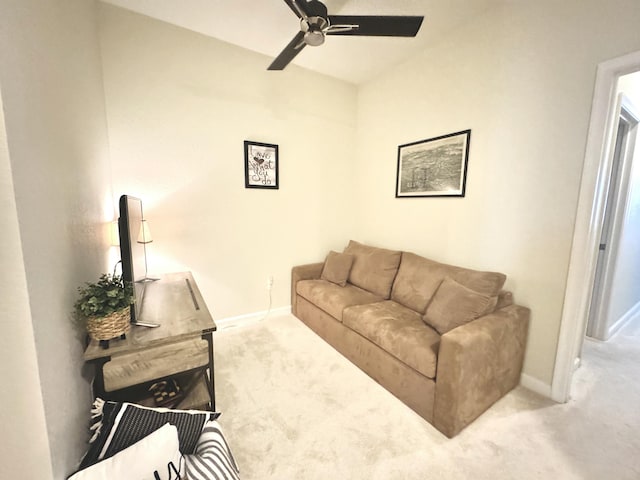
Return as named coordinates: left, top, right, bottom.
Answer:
left=213, top=314, right=640, bottom=480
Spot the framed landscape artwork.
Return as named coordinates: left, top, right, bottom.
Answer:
left=244, top=140, right=279, bottom=189
left=395, top=129, right=471, bottom=198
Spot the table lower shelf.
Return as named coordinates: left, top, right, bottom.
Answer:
left=97, top=369, right=213, bottom=411
left=102, top=337, right=209, bottom=392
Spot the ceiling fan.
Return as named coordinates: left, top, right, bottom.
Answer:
left=268, top=0, right=424, bottom=70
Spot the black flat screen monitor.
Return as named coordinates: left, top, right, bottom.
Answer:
left=118, top=195, right=149, bottom=322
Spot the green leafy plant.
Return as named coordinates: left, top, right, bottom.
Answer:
left=74, top=273, right=133, bottom=319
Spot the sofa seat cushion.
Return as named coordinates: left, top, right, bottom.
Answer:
left=391, top=252, right=507, bottom=314
left=343, top=300, right=440, bottom=379
left=344, top=240, right=402, bottom=299
left=296, top=279, right=383, bottom=321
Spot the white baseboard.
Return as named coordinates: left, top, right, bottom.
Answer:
left=607, top=300, right=640, bottom=338
left=520, top=373, right=552, bottom=398
left=216, top=306, right=292, bottom=331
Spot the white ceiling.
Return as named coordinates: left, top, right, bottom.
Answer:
left=102, top=0, right=502, bottom=84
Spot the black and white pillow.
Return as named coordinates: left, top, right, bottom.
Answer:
left=80, top=398, right=220, bottom=470
left=184, top=421, right=240, bottom=480
left=69, top=423, right=182, bottom=480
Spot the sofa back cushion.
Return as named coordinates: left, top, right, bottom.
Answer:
left=391, top=252, right=506, bottom=313
left=343, top=240, right=402, bottom=298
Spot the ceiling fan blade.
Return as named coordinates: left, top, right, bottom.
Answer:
left=283, top=0, right=311, bottom=20
left=326, top=15, right=424, bottom=37
left=268, top=31, right=307, bottom=70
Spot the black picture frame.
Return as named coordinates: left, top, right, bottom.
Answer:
left=395, top=129, right=471, bottom=198
left=244, top=140, right=279, bottom=189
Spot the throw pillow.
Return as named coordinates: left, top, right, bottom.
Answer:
left=423, top=277, right=494, bottom=335
left=69, top=423, right=182, bottom=480
left=320, top=251, right=354, bottom=287
left=184, top=420, right=240, bottom=480
left=79, top=398, right=220, bottom=470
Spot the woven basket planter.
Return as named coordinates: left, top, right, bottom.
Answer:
left=86, top=308, right=131, bottom=341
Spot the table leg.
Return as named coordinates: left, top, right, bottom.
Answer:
left=202, top=332, right=215, bottom=411
left=91, top=357, right=110, bottom=399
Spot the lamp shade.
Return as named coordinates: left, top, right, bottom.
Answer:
left=110, top=220, right=120, bottom=246
left=137, top=219, right=153, bottom=244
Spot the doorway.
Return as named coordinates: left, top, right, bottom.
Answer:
left=552, top=50, right=640, bottom=403
left=586, top=96, right=639, bottom=340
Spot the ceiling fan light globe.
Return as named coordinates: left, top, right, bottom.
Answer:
left=304, top=30, right=325, bottom=46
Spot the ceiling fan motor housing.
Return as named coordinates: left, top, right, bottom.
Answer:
left=301, top=16, right=327, bottom=46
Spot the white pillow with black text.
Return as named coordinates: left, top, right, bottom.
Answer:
left=69, top=423, right=182, bottom=480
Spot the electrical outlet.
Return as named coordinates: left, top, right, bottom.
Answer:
left=267, top=275, right=274, bottom=290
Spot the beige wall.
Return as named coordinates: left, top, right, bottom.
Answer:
left=354, top=0, right=640, bottom=385
left=98, top=4, right=357, bottom=320
left=99, top=1, right=640, bottom=387
left=606, top=72, right=640, bottom=329
left=0, top=0, right=112, bottom=477
left=0, top=86, right=54, bottom=480
left=3, top=3, right=640, bottom=476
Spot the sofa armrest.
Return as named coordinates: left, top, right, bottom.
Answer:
left=291, top=262, right=324, bottom=316
left=433, top=304, right=530, bottom=437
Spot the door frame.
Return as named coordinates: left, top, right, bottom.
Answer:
left=552, top=50, right=640, bottom=402
left=586, top=97, right=639, bottom=340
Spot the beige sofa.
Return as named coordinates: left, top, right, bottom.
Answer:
left=291, top=240, right=530, bottom=438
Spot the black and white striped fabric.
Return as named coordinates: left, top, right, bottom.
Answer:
left=184, top=421, right=240, bottom=480
left=80, top=398, right=220, bottom=470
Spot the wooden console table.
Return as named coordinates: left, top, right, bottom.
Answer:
left=84, top=271, right=216, bottom=410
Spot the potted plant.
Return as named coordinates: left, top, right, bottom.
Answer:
left=74, top=273, right=133, bottom=347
